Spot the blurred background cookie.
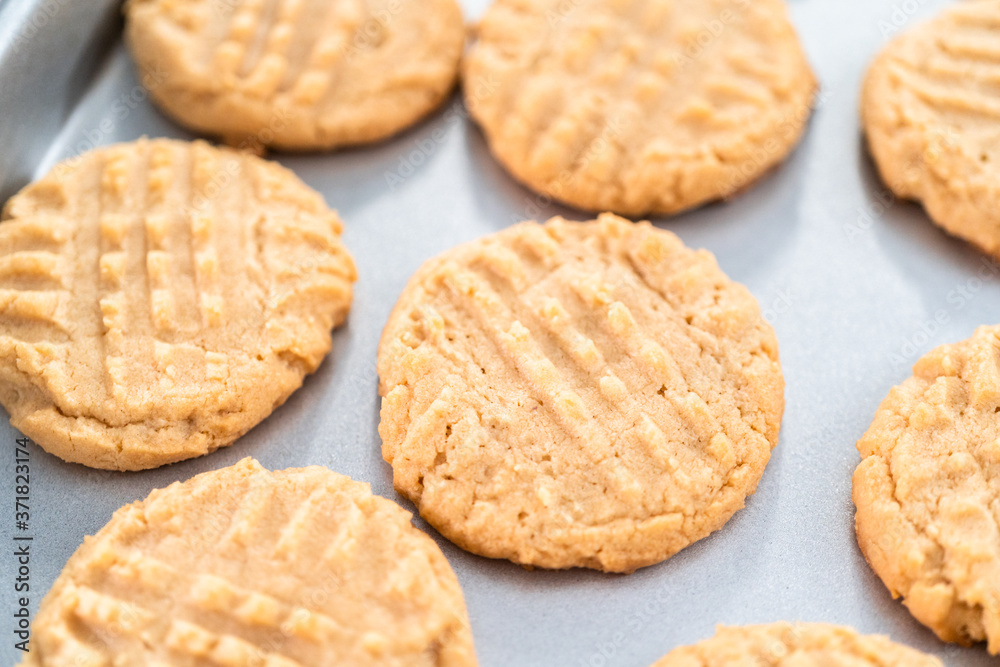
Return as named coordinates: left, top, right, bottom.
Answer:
left=0, top=138, right=356, bottom=470
left=649, top=622, right=941, bottom=666
left=463, top=0, right=816, bottom=216
left=20, top=458, right=477, bottom=666
left=863, top=0, right=1000, bottom=258
left=378, top=213, right=784, bottom=572
left=124, top=0, right=465, bottom=151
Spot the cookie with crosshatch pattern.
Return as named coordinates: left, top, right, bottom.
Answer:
left=124, top=0, right=465, bottom=151
left=378, top=213, right=784, bottom=572
left=863, top=0, right=1000, bottom=258
left=462, top=0, right=817, bottom=216
left=854, top=325, right=1000, bottom=653
left=19, top=458, right=477, bottom=667
left=0, top=138, right=356, bottom=470
left=649, top=623, right=941, bottom=666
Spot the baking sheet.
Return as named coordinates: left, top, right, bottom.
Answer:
left=1, top=0, right=998, bottom=664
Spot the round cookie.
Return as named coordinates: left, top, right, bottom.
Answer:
left=649, top=622, right=941, bottom=666
left=462, top=0, right=817, bottom=217
left=863, top=0, right=1000, bottom=258
left=0, top=138, right=356, bottom=470
left=854, top=325, right=1000, bottom=653
left=19, top=458, right=477, bottom=667
left=378, top=213, right=784, bottom=572
left=124, top=0, right=465, bottom=151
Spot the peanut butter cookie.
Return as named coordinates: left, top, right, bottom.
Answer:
left=855, top=325, right=1000, bottom=653
left=650, top=623, right=940, bottom=666
left=125, top=0, right=465, bottom=150
left=0, top=138, right=356, bottom=470
left=463, top=0, right=816, bottom=216
left=20, top=458, right=477, bottom=666
left=863, top=0, right=1000, bottom=258
left=378, top=213, right=784, bottom=572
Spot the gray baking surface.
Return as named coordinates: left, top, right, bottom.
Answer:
left=0, top=0, right=997, bottom=664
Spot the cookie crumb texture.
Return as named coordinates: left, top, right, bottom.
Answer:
left=854, top=325, right=1000, bottom=653
left=19, top=459, right=477, bottom=667
left=0, top=139, right=356, bottom=470
left=650, top=622, right=942, bottom=666
left=463, top=0, right=816, bottom=216
left=863, top=0, right=1000, bottom=258
left=124, top=0, right=465, bottom=151
left=378, top=214, right=784, bottom=572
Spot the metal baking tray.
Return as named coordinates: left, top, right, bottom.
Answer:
left=0, top=0, right=997, bottom=664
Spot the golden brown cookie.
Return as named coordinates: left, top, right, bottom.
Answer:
left=378, top=213, right=784, bottom=572
left=0, top=138, right=356, bottom=471
left=19, top=458, right=477, bottom=667
left=649, top=622, right=941, bottom=666
left=124, top=0, right=465, bottom=151
left=854, top=325, right=1000, bottom=654
left=463, top=0, right=817, bottom=217
left=863, top=0, right=1000, bottom=257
